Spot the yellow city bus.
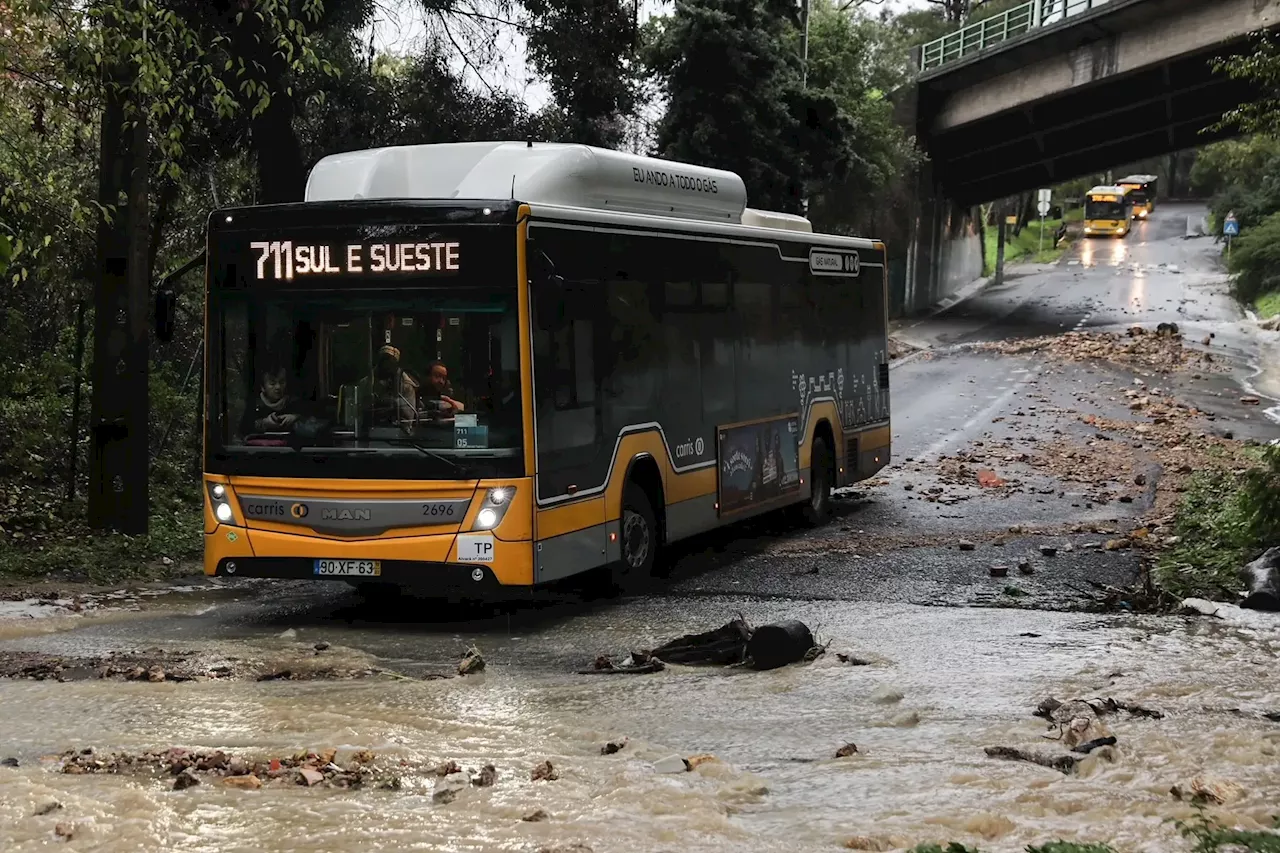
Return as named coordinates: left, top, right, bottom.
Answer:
left=1083, top=185, right=1135, bottom=237
left=1117, top=174, right=1158, bottom=220
left=193, top=142, right=891, bottom=597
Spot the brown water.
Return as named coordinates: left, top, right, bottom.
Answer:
left=2, top=600, right=1279, bottom=852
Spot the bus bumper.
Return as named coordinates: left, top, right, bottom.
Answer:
left=204, top=528, right=535, bottom=588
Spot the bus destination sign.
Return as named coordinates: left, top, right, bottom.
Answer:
left=808, top=248, right=860, bottom=278
left=250, top=240, right=461, bottom=281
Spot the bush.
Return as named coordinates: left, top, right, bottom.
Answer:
left=1227, top=211, right=1280, bottom=303
left=1158, top=445, right=1280, bottom=600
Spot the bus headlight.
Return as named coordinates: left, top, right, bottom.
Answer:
left=471, top=487, right=516, bottom=531
left=207, top=482, right=237, bottom=525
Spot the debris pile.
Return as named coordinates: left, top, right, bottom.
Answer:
left=977, top=328, right=1223, bottom=374
left=984, top=696, right=1164, bottom=775
left=1171, top=775, right=1246, bottom=805
left=0, top=650, right=238, bottom=683
left=55, top=746, right=400, bottom=791
left=2, top=646, right=490, bottom=684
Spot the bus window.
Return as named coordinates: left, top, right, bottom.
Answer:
left=1085, top=195, right=1126, bottom=222
left=532, top=282, right=600, bottom=454
left=212, top=289, right=524, bottom=473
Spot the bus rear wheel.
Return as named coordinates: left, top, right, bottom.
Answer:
left=798, top=435, right=834, bottom=527
left=614, top=484, right=657, bottom=593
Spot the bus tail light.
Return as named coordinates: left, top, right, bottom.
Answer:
left=471, top=487, right=516, bottom=531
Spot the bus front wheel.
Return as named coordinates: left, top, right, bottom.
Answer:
left=614, top=484, right=657, bottom=593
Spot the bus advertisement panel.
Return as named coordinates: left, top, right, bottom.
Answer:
left=717, top=415, right=801, bottom=517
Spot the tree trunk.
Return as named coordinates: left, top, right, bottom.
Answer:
left=147, top=178, right=179, bottom=281
left=251, top=88, right=307, bottom=203
left=87, top=61, right=150, bottom=534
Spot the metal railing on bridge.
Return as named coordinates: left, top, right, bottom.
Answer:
left=919, top=0, right=1113, bottom=72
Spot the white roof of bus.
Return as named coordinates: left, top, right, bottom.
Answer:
left=1117, top=174, right=1158, bottom=183
left=1087, top=185, right=1128, bottom=195
left=305, top=141, right=799, bottom=227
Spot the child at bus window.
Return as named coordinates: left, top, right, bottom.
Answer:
left=241, top=364, right=298, bottom=437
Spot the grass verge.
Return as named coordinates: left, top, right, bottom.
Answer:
left=1155, top=444, right=1280, bottom=601
left=1256, top=290, right=1280, bottom=320
left=0, top=483, right=201, bottom=586
left=983, top=209, right=1083, bottom=274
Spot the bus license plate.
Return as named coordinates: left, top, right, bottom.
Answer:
left=314, top=559, right=381, bottom=577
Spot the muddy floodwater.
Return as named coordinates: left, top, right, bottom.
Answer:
left=2, top=596, right=1279, bottom=852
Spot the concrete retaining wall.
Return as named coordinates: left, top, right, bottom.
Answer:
left=895, top=181, right=984, bottom=317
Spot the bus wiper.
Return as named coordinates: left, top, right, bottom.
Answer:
left=384, top=437, right=472, bottom=477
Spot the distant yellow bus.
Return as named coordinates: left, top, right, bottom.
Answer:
left=1117, top=174, right=1158, bottom=220
left=1083, top=186, right=1134, bottom=237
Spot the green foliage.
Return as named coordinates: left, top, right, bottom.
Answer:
left=890, top=8, right=954, bottom=48
left=1255, top=289, right=1280, bottom=319
left=1213, top=31, right=1280, bottom=139
left=1186, top=136, right=1280, bottom=252
left=909, top=845, right=981, bottom=853
left=968, top=0, right=1029, bottom=23
left=523, top=0, right=638, bottom=147
left=1026, top=845, right=1117, bottom=853
left=645, top=0, right=855, bottom=214
left=1227, top=211, right=1280, bottom=303
left=984, top=210, right=1079, bottom=272
left=1190, top=137, right=1280, bottom=197
left=1177, top=811, right=1280, bottom=852
left=296, top=39, right=554, bottom=164
left=1158, top=444, right=1280, bottom=600
left=800, top=0, right=920, bottom=236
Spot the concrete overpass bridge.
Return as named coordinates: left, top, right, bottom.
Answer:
left=899, top=0, right=1279, bottom=313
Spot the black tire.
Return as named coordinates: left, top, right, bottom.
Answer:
left=614, top=484, right=658, bottom=593
left=799, top=435, right=834, bottom=527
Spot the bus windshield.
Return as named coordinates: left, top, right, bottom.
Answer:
left=1086, top=198, right=1126, bottom=220
left=210, top=288, right=523, bottom=479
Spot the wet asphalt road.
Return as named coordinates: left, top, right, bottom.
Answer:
left=2, top=204, right=1277, bottom=672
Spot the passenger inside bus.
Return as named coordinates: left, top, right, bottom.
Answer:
left=357, top=345, right=421, bottom=428
left=240, top=361, right=300, bottom=441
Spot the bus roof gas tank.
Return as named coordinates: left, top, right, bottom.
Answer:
left=304, top=141, right=750, bottom=225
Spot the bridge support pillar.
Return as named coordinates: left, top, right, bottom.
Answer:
left=904, top=161, right=984, bottom=316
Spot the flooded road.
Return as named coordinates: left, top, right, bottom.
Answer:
left=3, top=204, right=1279, bottom=851
left=3, top=594, right=1280, bottom=852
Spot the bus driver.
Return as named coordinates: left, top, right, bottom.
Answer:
left=421, top=360, right=465, bottom=420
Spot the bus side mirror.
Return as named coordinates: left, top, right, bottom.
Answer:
left=155, top=288, right=177, bottom=342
